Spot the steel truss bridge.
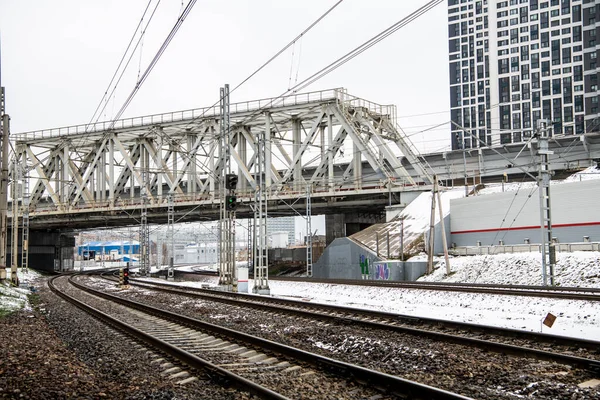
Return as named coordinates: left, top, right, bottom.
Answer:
left=10, top=87, right=600, bottom=231
left=12, top=88, right=434, bottom=230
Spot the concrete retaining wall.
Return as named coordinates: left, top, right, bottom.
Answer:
left=313, top=237, right=427, bottom=281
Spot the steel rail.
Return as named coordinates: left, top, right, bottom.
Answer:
left=48, top=275, right=289, bottom=400
left=65, top=274, right=472, bottom=400
left=119, top=276, right=600, bottom=372
left=256, top=276, right=600, bottom=301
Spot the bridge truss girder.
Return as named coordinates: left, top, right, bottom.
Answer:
left=13, top=89, right=432, bottom=228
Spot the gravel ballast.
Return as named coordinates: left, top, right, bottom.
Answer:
left=0, top=276, right=249, bottom=400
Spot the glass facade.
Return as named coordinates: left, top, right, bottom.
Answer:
left=448, top=0, right=600, bottom=150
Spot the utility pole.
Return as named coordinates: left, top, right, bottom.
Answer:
left=253, top=112, right=270, bottom=295
left=10, top=160, right=19, bottom=283
left=434, top=175, right=451, bottom=274
left=139, top=149, right=150, bottom=276
left=537, top=120, right=555, bottom=286
left=426, top=181, right=436, bottom=274
left=0, top=86, right=8, bottom=281
left=218, top=84, right=237, bottom=292
left=167, top=194, right=174, bottom=270
left=306, top=184, right=313, bottom=277
left=21, top=154, right=29, bottom=273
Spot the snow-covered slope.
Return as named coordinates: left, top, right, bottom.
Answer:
left=418, top=252, right=600, bottom=287
left=350, top=188, right=464, bottom=256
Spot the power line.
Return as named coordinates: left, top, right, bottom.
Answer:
left=291, top=0, right=443, bottom=93
left=181, top=0, right=345, bottom=132
left=85, top=0, right=161, bottom=131
left=109, top=0, right=198, bottom=128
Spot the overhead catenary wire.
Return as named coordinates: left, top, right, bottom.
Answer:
left=85, top=0, right=161, bottom=132
left=178, top=0, right=444, bottom=184
left=291, top=0, right=444, bottom=93
left=109, top=0, right=198, bottom=129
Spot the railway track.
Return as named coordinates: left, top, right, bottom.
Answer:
left=259, top=276, right=600, bottom=302
left=115, top=275, right=600, bottom=372
left=49, top=274, right=471, bottom=400
left=171, top=267, right=600, bottom=301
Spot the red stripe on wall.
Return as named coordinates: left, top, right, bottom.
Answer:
left=451, top=221, right=600, bottom=235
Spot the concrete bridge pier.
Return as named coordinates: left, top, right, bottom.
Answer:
left=325, top=212, right=383, bottom=246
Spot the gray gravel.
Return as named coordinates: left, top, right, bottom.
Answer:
left=90, top=276, right=600, bottom=400
left=58, top=275, right=398, bottom=400
left=0, top=275, right=251, bottom=400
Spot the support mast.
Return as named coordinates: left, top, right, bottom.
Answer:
left=537, top=120, right=555, bottom=286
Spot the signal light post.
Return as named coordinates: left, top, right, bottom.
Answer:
left=119, top=263, right=130, bottom=288
left=218, top=84, right=238, bottom=292
left=123, top=265, right=130, bottom=286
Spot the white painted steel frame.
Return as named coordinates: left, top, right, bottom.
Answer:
left=13, top=89, right=430, bottom=220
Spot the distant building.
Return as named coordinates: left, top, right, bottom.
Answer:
left=448, top=0, right=598, bottom=150
left=267, top=216, right=296, bottom=245
left=181, top=243, right=219, bottom=264
left=269, top=232, right=289, bottom=248
left=77, top=241, right=139, bottom=260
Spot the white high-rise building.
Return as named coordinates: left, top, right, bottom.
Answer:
left=448, top=0, right=599, bottom=150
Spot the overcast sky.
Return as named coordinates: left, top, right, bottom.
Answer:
left=0, top=0, right=450, bottom=154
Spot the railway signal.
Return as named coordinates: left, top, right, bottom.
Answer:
left=225, top=173, right=238, bottom=190
left=226, top=195, right=237, bottom=211
left=123, top=266, right=130, bottom=286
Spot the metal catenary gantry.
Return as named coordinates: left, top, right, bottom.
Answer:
left=12, top=88, right=433, bottom=230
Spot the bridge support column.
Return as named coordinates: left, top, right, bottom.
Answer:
left=326, top=213, right=384, bottom=246
left=326, top=214, right=345, bottom=246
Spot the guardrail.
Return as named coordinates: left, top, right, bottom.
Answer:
left=15, top=88, right=396, bottom=142
left=450, top=242, right=600, bottom=255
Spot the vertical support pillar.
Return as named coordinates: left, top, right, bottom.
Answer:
left=427, top=182, right=436, bottom=274
left=11, top=160, right=19, bottom=284
left=188, top=133, right=196, bottom=196
left=108, top=135, right=115, bottom=207
left=100, top=151, right=106, bottom=202
left=238, top=130, right=247, bottom=193
left=325, top=214, right=345, bottom=246
left=306, top=185, right=313, bottom=277
left=537, top=120, right=555, bottom=286
left=157, top=132, right=163, bottom=201
left=264, top=113, right=272, bottom=190
left=253, top=114, right=270, bottom=295
left=167, top=194, right=174, bottom=269
left=320, top=125, right=326, bottom=187
left=434, top=175, right=451, bottom=274
left=292, top=117, right=302, bottom=191
left=218, top=84, right=236, bottom=292
left=327, top=113, right=334, bottom=192
left=20, top=148, right=29, bottom=273
left=140, top=147, right=150, bottom=276
left=353, top=142, right=362, bottom=190
left=0, top=101, right=10, bottom=280
left=62, top=144, right=69, bottom=207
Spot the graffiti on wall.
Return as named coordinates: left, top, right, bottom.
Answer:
left=374, top=262, right=390, bottom=280
left=359, top=254, right=369, bottom=278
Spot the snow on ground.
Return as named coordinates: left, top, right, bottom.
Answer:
left=148, top=251, right=600, bottom=341
left=419, top=251, right=600, bottom=287
left=0, top=269, right=41, bottom=314
left=154, top=273, right=600, bottom=341
left=264, top=278, right=600, bottom=341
